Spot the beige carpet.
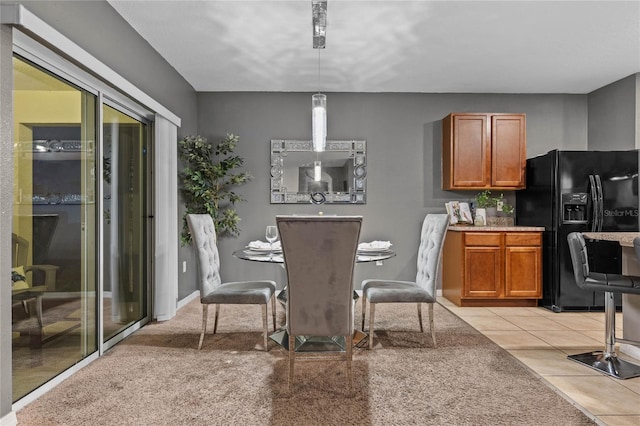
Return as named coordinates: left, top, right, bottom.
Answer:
left=16, top=298, right=595, bottom=425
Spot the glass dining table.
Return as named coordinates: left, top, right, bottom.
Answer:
left=232, top=246, right=396, bottom=351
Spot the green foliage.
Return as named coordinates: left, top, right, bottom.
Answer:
left=476, top=190, right=514, bottom=215
left=501, top=202, right=515, bottom=215
left=475, top=190, right=500, bottom=208
left=178, top=134, right=252, bottom=245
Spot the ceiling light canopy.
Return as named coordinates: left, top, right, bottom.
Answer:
left=312, top=0, right=327, bottom=49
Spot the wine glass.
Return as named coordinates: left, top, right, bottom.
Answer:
left=265, top=225, right=278, bottom=252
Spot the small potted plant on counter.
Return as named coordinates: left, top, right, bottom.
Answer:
left=475, top=190, right=499, bottom=221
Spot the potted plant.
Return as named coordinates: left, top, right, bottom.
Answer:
left=475, top=190, right=499, bottom=218
left=178, top=133, right=252, bottom=245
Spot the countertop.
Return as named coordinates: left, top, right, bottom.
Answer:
left=448, top=226, right=545, bottom=232
left=583, top=232, right=640, bottom=248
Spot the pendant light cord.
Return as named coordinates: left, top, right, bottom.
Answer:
left=317, top=48, right=321, bottom=95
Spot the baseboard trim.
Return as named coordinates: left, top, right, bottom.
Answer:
left=177, top=290, right=199, bottom=310
left=620, top=343, right=640, bottom=361
left=0, top=411, right=17, bottom=426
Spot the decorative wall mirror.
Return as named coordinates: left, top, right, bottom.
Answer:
left=270, top=139, right=366, bottom=204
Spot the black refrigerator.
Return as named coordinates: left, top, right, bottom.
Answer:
left=516, top=149, right=639, bottom=312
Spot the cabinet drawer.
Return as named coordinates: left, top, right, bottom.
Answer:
left=465, top=233, right=501, bottom=246
left=505, top=233, right=541, bottom=246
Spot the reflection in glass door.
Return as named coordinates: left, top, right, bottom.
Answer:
left=102, top=105, right=148, bottom=343
left=12, top=56, right=96, bottom=401
left=12, top=54, right=152, bottom=402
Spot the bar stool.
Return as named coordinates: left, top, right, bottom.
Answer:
left=566, top=232, right=640, bottom=379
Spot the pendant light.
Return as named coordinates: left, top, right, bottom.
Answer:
left=312, top=1, right=327, bottom=153
left=312, top=93, right=326, bottom=152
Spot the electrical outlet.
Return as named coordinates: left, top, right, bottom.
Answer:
left=182, top=261, right=187, bottom=273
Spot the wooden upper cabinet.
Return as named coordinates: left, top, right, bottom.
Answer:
left=491, top=115, right=526, bottom=188
left=442, top=113, right=526, bottom=190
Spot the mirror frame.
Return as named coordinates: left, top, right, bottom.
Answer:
left=270, top=139, right=367, bottom=204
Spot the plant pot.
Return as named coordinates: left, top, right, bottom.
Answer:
left=474, top=208, right=487, bottom=226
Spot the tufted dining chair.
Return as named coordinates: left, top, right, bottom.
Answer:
left=187, top=214, right=276, bottom=350
left=361, top=214, right=449, bottom=349
left=277, top=215, right=362, bottom=393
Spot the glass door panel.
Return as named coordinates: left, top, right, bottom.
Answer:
left=102, top=105, right=148, bottom=342
left=12, top=56, right=97, bottom=401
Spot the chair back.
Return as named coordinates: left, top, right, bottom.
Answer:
left=11, top=233, right=29, bottom=268
left=567, top=232, right=589, bottom=288
left=186, top=214, right=222, bottom=297
left=634, top=237, right=640, bottom=266
left=277, top=215, right=362, bottom=337
left=415, top=214, right=449, bottom=296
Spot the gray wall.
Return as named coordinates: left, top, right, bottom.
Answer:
left=588, top=73, right=638, bottom=150
left=1, top=0, right=197, bottom=418
left=17, top=0, right=198, bottom=134
left=194, top=92, right=588, bottom=292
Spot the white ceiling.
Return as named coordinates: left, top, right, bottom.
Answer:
left=108, top=0, right=640, bottom=94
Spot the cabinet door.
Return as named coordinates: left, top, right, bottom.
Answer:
left=443, top=114, right=490, bottom=189
left=491, top=114, right=526, bottom=188
left=504, top=246, right=541, bottom=298
left=464, top=246, right=502, bottom=298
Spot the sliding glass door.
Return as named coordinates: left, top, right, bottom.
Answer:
left=12, top=56, right=97, bottom=400
left=12, top=54, right=152, bottom=402
left=102, top=105, right=149, bottom=343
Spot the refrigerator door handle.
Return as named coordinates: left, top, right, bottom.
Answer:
left=595, top=174, right=604, bottom=231
left=588, top=174, right=598, bottom=232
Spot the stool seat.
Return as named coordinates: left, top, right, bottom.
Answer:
left=580, top=272, right=640, bottom=294
left=566, top=232, right=640, bottom=380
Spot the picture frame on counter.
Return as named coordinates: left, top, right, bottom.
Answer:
left=445, top=201, right=472, bottom=225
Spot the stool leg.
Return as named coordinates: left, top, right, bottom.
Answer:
left=604, top=291, right=616, bottom=358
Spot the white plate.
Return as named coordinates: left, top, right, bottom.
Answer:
left=244, top=247, right=282, bottom=253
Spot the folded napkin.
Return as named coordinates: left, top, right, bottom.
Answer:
left=358, top=240, right=392, bottom=251
left=247, top=240, right=282, bottom=251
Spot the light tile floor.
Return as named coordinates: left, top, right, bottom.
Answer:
left=438, top=297, right=640, bottom=426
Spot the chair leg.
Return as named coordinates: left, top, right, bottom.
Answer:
left=288, top=334, right=295, bottom=393
left=198, top=304, right=208, bottom=350
left=262, top=303, right=269, bottom=351
left=213, top=304, right=220, bottom=334
left=346, top=334, right=353, bottom=394
left=428, top=303, right=436, bottom=347
left=568, top=291, right=640, bottom=379
left=368, top=302, right=375, bottom=350
left=271, top=295, right=277, bottom=331
left=417, top=303, right=424, bottom=332
left=35, top=295, right=44, bottom=336
left=361, top=292, right=367, bottom=331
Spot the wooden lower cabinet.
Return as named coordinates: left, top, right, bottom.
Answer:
left=443, top=231, right=542, bottom=307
